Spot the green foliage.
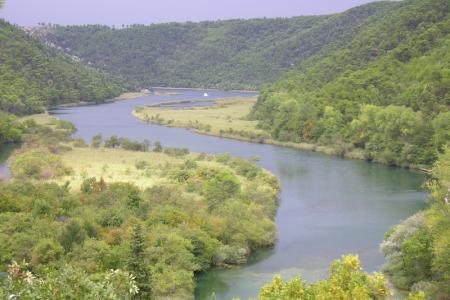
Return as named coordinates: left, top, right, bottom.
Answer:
left=128, top=224, right=152, bottom=299
left=252, top=0, right=450, bottom=168
left=34, top=2, right=394, bottom=90
left=381, top=147, right=450, bottom=298
left=163, top=147, right=189, bottom=157
left=2, top=261, right=138, bottom=300
left=91, top=133, right=103, bottom=148
left=104, top=135, right=149, bottom=152
left=205, top=170, right=240, bottom=209
left=153, top=141, right=162, bottom=152
left=59, top=219, right=87, bottom=252
left=80, top=177, right=107, bottom=194
left=11, top=148, right=72, bottom=179
left=31, top=239, right=64, bottom=266
left=259, top=255, right=389, bottom=300
left=0, top=19, right=125, bottom=115
left=0, top=111, right=22, bottom=144
left=0, top=129, right=279, bottom=299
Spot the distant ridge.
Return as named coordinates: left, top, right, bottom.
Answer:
left=32, top=1, right=395, bottom=90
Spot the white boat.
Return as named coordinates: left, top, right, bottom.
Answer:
left=203, top=92, right=208, bottom=97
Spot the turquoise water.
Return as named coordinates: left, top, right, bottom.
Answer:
left=49, top=89, right=427, bottom=299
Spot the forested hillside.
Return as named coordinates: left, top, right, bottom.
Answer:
left=252, top=0, right=450, bottom=168
left=0, top=20, right=125, bottom=115
left=34, top=1, right=394, bottom=90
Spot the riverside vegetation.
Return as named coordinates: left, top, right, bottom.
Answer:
left=252, top=0, right=450, bottom=169
left=133, top=97, right=354, bottom=157
left=1, top=0, right=450, bottom=298
left=254, top=147, right=450, bottom=300
left=0, top=115, right=280, bottom=299
left=380, top=147, right=450, bottom=298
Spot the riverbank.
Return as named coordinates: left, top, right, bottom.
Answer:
left=151, top=86, right=258, bottom=93
left=47, top=90, right=184, bottom=110
left=133, top=98, right=431, bottom=173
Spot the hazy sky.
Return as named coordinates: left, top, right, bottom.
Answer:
left=1, top=0, right=378, bottom=26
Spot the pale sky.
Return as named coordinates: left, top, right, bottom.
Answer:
left=1, top=0, right=379, bottom=26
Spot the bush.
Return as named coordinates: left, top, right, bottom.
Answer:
left=91, top=134, right=102, bottom=148
left=73, top=138, right=88, bottom=148
left=31, top=239, right=64, bottom=266
left=2, top=262, right=138, bottom=299
left=153, top=141, right=163, bottom=152
left=259, top=255, right=389, bottom=299
left=11, top=148, right=71, bottom=180
left=97, top=210, right=124, bottom=228
left=163, top=147, right=189, bottom=157
left=135, top=160, right=148, bottom=170
left=205, top=170, right=240, bottom=209
left=80, top=177, right=107, bottom=194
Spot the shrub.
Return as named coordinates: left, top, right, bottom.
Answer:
left=11, top=148, right=71, bottom=180
left=31, top=239, right=64, bottom=266
left=73, top=138, right=88, bottom=148
left=80, top=177, right=107, bottom=194
left=91, top=133, right=102, bottom=148
left=205, top=170, right=240, bottom=209
left=135, top=160, right=148, bottom=170
left=259, top=255, right=390, bottom=299
left=163, top=147, right=190, bottom=157
left=153, top=141, right=163, bottom=152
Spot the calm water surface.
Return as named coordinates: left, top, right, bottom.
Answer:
left=50, top=89, right=427, bottom=300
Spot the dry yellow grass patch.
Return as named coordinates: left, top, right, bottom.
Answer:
left=56, top=147, right=243, bottom=192
left=56, top=147, right=184, bottom=190
left=19, top=113, right=58, bottom=126
left=114, top=92, right=150, bottom=100
left=134, top=97, right=266, bottom=137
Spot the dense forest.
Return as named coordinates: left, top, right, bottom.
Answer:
left=252, top=0, right=450, bottom=168
left=33, top=1, right=395, bottom=90
left=0, top=20, right=125, bottom=115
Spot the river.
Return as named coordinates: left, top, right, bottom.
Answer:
left=49, top=89, right=427, bottom=299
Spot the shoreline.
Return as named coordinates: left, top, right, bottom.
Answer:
left=47, top=88, right=256, bottom=111
left=151, top=86, right=258, bottom=93
left=47, top=92, right=149, bottom=110
left=132, top=110, right=431, bottom=174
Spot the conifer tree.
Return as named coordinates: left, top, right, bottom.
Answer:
left=128, top=223, right=152, bottom=299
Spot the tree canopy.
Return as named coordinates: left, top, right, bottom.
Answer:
left=0, top=20, right=125, bottom=115
left=33, top=2, right=394, bottom=90
left=252, top=0, right=450, bottom=168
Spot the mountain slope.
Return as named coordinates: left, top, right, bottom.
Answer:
left=252, top=0, right=450, bottom=167
left=34, top=1, right=395, bottom=90
left=0, top=20, right=125, bottom=115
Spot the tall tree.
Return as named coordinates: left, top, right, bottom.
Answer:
left=128, top=223, right=152, bottom=299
